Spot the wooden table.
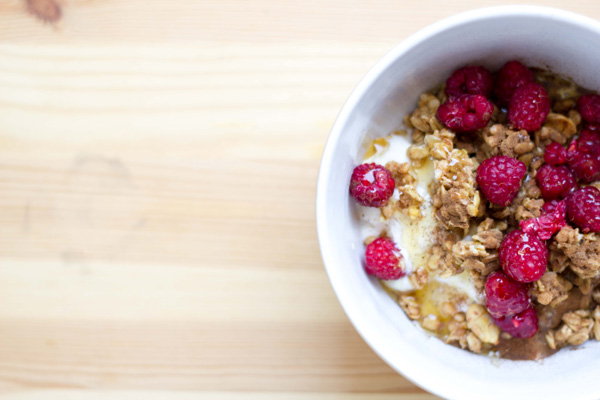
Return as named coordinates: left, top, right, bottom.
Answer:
left=1, top=1, right=599, bottom=398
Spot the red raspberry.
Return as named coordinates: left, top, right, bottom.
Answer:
left=499, top=229, right=548, bottom=283
left=476, top=155, right=527, bottom=207
left=578, top=127, right=600, bottom=152
left=520, top=200, right=566, bottom=240
left=364, top=237, right=406, bottom=280
left=485, top=271, right=531, bottom=318
left=541, top=199, right=560, bottom=215
left=492, top=308, right=538, bottom=339
left=508, top=82, right=550, bottom=131
left=349, top=163, right=395, bottom=207
left=567, top=129, right=600, bottom=183
left=494, top=60, right=534, bottom=107
left=544, top=142, right=568, bottom=165
left=445, top=65, right=494, bottom=98
left=577, top=94, right=600, bottom=124
left=585, top=122, right=600, bottom=131
left=535, top=164, right=577, bottom=200
left=437, top=95, right=493, bottom=133
left=566, top=186, right=600, bottom=233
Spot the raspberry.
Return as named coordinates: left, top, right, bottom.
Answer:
left=535, top=164, right=577, bottom=200
left=484, top=270, right=531, bottom=318
left=544, top=142, right=568, bottom=165
left=577, top=94, right=600, bottom=124
left=567, top=129, right=600, bottom=183
left=492, top=308, right=538, bottom=339
left=585, top=122, right=600, bottom=132
left=494, top=60, right=534, bottom=107
left=499, top=229, right=548, bottom=283
left=541, top=199, right=560, bottom=215
left=445, top=65, right=494, bottom=98
left=508, top=82, right=550, bottom=131
left=349, top=163, right=395, bottom=207
left=476, top=155, right=527, bottom=207
left=578, top=127, right=600, bottom=152
left=566, top=186, right=600, bottom=233
left=520, top=200, right=566, bottom=240
left=364, top=237, right=406, bottom=280
left=437, top=95, right=494, bottom=133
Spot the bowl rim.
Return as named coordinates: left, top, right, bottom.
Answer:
left=316, top=5, right=600, bottom=399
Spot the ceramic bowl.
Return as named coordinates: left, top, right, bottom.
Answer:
left=316, top=6, right=600, bottom=400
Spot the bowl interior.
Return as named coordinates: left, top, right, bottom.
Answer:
left=317, top=7, right=600, bottom=400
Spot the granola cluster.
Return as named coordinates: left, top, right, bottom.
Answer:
left=546, top=307, right=600, bottom=350
left=382, top=160, right=423, bottom=219
left=448, top=304, right=500, bottom=353
left=399, top=297, right=500, bottom=354
left=551, top=226, right=600, bottom=279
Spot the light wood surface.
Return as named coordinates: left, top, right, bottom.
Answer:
left=2, top=1, right=600, bottom=399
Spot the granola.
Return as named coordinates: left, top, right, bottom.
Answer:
left=353, top=61, right=600, bottom=360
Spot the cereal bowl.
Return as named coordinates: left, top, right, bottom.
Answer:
left=316, top=6, right=600, bottom=400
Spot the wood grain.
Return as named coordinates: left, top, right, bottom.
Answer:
left=2, top=0, right=600, bottom=398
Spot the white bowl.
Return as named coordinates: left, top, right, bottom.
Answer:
left=316, top=6, right=600, bottom=400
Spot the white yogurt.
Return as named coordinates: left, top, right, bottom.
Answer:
left=360, top=133, right=482, bottom=304
left=433, top=271, right=484, bottom=304
left=363, top=133, right=412, bottom=166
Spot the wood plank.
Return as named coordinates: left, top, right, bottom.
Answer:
left=0, top=260, right=341, bottom=322
left=5, top=391, right=438, bottom=400
left=0, top=0, right=599, bottom=44
left=0, top=319, right=419, bottom=392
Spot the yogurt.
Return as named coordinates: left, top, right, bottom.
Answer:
left=359, top=132, right=481, bottom=304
